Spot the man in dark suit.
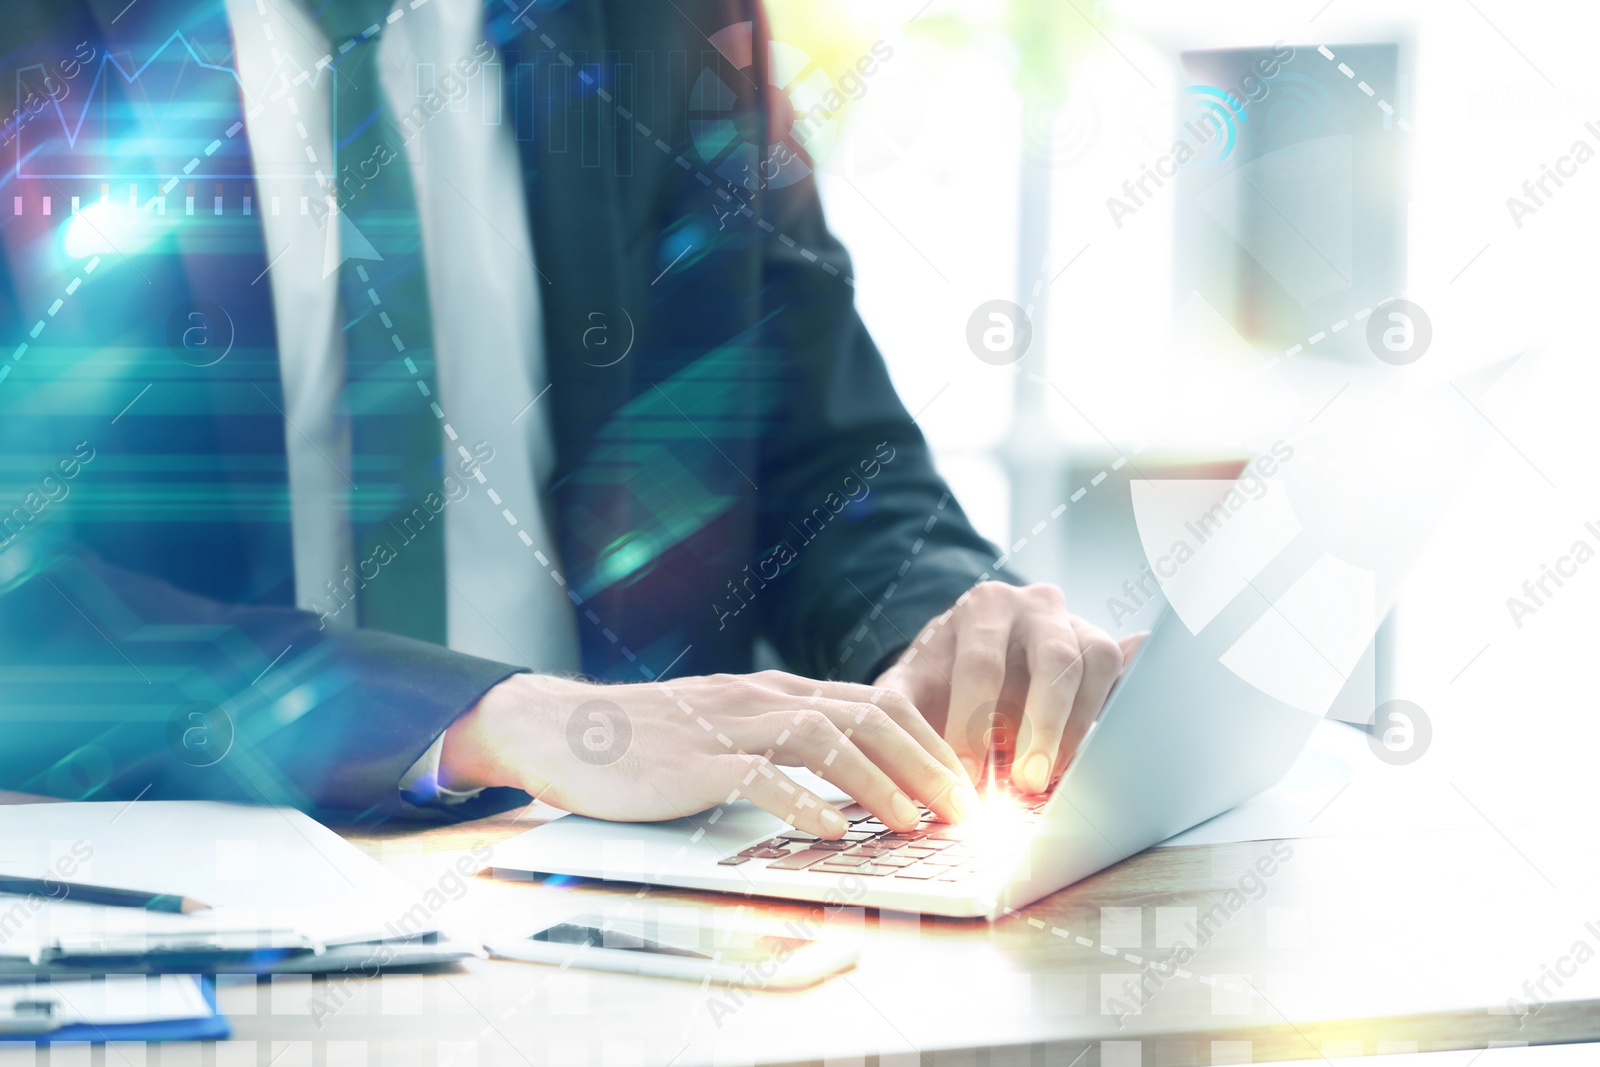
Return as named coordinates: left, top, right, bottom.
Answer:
left=0, top=0, right=1132, bottom=834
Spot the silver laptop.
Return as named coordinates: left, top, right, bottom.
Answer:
left=488, top=603, right=1319, bottom=919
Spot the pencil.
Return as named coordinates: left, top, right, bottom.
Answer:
left=0, top=876, right=210, bottom=914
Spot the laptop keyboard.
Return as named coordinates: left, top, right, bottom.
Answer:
left=716, top=793, right=1049, bottom=883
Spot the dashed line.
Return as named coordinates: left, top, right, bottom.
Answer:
left=12, top=13, right=312, bottom=225
left=12, top=0, right=687, bottom=964
left=355, top=259, right=627, bottom=657
left=1316, top=45, right=1413, bottom=133
left=2, top=258, right=100, bottom=388
left=822, top=252, right=1156, bottom=673
left=832, top=436, right=1146, bottom=674
left=1276, top=300, right=1387, bottom=362
left=1004, top=906, right=1255, bottom=997
left=279, top=1, right=789, bottom=683
left=343, top=121, right=666, bottom=684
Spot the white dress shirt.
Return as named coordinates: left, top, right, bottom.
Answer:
left=229, top=0, right=580, bottom=804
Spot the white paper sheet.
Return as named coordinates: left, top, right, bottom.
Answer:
left=0, top=801, right=442, bottom=958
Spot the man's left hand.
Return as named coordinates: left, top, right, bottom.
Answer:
left=873, top=582, right=1144, bottom=794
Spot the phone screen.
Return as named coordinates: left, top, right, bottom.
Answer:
left=527, top=915, right=813, bottom=966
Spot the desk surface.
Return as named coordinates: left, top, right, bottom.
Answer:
left=198, top=807, right=1600, bottom=1067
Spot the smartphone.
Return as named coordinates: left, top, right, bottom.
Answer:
left=486, top=909, right=859, bottom=990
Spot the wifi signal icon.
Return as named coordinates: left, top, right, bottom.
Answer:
left=1022, top=90, right=1099, bottom=168
left=1181, top=85, right=1249, bottom=167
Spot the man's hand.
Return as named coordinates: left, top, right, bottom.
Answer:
left=873, top=582, right=1144, bottom=795
left=437, top=671, right=978, bottom=838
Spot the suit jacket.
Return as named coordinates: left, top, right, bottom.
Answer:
left=0, top=0, right=1007, bottom=824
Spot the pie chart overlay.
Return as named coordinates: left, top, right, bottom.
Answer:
left=690, top=21, right=840, bottom=190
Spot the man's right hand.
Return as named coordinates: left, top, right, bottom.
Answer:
left=436, top=670, right=979, bottom=837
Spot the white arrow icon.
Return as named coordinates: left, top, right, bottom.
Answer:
left=322, top=208, right=383, bottom=279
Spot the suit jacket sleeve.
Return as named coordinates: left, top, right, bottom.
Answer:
left=0, top=536, right=528, bottom=823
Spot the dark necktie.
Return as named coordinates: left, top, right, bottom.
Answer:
left=317, top=0, right=448, bottom=645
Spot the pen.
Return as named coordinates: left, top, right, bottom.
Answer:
left=0, top=876, right=210, bottom=915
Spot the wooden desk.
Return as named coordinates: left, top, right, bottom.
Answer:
left=191, top=810, right=1600, bottom=1067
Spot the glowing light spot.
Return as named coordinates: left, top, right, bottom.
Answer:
left=595, top=530, right=658, bottom=588
left=61, top=200, right=174, bottom=260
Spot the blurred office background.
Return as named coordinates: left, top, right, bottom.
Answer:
left=765, top=0, right=1600, bottom=828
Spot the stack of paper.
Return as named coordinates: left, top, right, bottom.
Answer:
left=0, top=801, right=475, bottom=974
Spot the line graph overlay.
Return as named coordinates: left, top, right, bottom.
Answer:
left=15, top=30, right=328, bottom=180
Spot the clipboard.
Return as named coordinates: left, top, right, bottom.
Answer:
left=0, top=801, right=479, bottom=976
left=0, top=975, right=229, bottom=1043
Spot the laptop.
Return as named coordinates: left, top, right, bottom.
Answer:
left=488, top=602, right=1320, bottom=919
